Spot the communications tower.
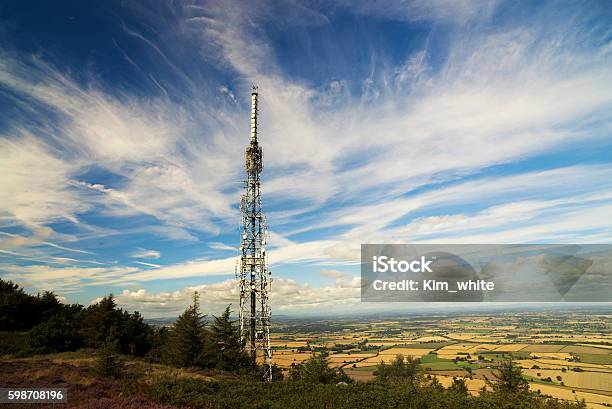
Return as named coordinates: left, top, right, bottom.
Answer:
left=237, top=86, right=272, bottom=381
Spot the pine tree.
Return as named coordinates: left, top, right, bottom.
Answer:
left=96, top=331, right=123, bottom=378
left=169, top=291, right=206, bottom=367
left=487, top=358, right=529, bottom=394
left=208, top=305, right=249, bottom=371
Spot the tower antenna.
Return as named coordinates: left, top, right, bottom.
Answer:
left=238, top=86, right=272, bottom=381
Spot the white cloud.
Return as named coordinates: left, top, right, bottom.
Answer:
left=131, top=248, right=161, bottom=259
left=106, top=276, right=361, bottom=316
left=134, top=261, right=161, bottom=268
left=1, top=1, right=611, bottom=315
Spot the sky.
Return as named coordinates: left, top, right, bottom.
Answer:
left=0, top=0, right=611, bottom=317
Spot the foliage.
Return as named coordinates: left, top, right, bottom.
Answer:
left=29, top=305, right=84, bottom=352
left=374, top=354, right=420, bottom=383
left=0, top=279, right=64, bottom=331
left=167, top=291, right=207, bottom=367
left=206, top=305, right=250, bottom=371
left=144, top=375, right=587, bottom=409
left=289, top=355, right=352, bottom=384
left=96, top=336, right=124, bottom=379
left=486, top=358, right=530, bottom=394
left=448, top=377, right=469, bottom=396
left=0, top=280, right=153, bottom=357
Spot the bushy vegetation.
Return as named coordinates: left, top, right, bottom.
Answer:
left=0, top=278, right=588, bottom=408
left=0, top=279, right=250, bottom=372
left=374, top=354, right=420, bottom=383
left=143, top=372, right=586, bottom=409
left=289, top=355, right=351, bottom=384
left=1, top=278, right=152, bottom=357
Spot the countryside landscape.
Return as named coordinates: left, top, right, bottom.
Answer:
left=269, top=309, right=612, bottom=407
left=1, top=277, right=610, bottom=408
left=2, top=0, right=612, bottom=407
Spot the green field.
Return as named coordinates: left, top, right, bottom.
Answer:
left=578, top=353, right=612, bottom=364
left=419, top=352, right=479, bottom=371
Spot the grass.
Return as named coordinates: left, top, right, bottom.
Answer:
left=477, top=351, right=531, bottom=360
left=578, top=354, right=612, bottom=365
left=418, top=353, right=479, bottom=371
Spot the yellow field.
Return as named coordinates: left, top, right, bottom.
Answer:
left=432, top=375, right=487, bottom=393
left=438, top=343, right=478, bottom=351
left=378, top=347, right=436, bottom=358
left=414, top=336, right=448, bottom=342
left=331, top=353, right=377, bottom=359
left=494, top=344, right=528, bottom=352
left=523, top=369, right=612, bottom=391
left=270, top=340, right=308, bottom=348
left=560, top=345, right=610, bottom=354
left=529, top=352, right=573, bottom=360
left=473, top=344, right=499, bottom=351
left=578, top=344, right=612, bottom=350
left=528, top=383, right=612, bottom=408
left=437, top=352, right=475, bottom=359
left=446, top=333, right=479, bottom=340
left=522, top=344, right=565, bottom=352
left=469, top=338, right=501, bottom=343
left=516, top=359, right=612, bottom=370
left=271, top=350, right=313, bottom=367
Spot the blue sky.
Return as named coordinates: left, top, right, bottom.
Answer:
left=0, top=0, right=611, bottom=317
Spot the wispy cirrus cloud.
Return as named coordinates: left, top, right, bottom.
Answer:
left=131, top=248, right=161, bottom=259
left=0, top=0, right=611, bottom=315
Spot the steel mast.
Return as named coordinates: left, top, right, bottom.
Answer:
left=237, top=86, right=272, bottom=381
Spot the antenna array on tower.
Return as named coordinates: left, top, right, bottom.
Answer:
left=237, top=87, right=273, bottom=381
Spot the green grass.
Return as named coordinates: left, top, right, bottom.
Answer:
left=420, top=361, right=479, bottom=371
left=476, top=351, right=530, bottom=360
left=418, top=353, right=479, bottom=371
left=578, top=353, right=612, bottom=364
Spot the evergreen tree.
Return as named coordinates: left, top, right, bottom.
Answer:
left=169, top=291, right=207, bottom=367
left=0, top=279, right=62, bottom=330
left=120, top=311, right=152, bottom=356
left=81, top=295, right=124, bottom=348
left=487, top=358, right=530, bottom=394
left=207, top=305, right=249, bottom=371
left=29, top=304, right=83, bottom=352
left=96, top=333, right=123, bottom=379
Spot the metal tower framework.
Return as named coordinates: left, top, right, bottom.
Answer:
left=237, top=86, right=272, bottom=381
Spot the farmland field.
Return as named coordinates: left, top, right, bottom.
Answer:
left=269, top=310, right=612, bottom=408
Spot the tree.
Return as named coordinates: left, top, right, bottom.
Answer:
left=0, top=279, right=62, bottom=331
left=290, top=355, right=350, bottom=384
left=29, top=305, right=83, bottom=352
left=487, top=358, right=529, bottom=394
left=96, top=334, right=123, bottom=379
left=448, top=377, right=469, bottom=396
left=81, top=295, right=124, bottom=348
left=169, top=291, right=207, bottom=367
left=374, top=354, right=420, bottom=383
left=207, top=305, right=249, bottom=371
left=120, top=311, right=151, bottom=356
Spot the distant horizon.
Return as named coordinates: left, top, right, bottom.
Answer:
left=143, top=302, right=612, bottom=321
